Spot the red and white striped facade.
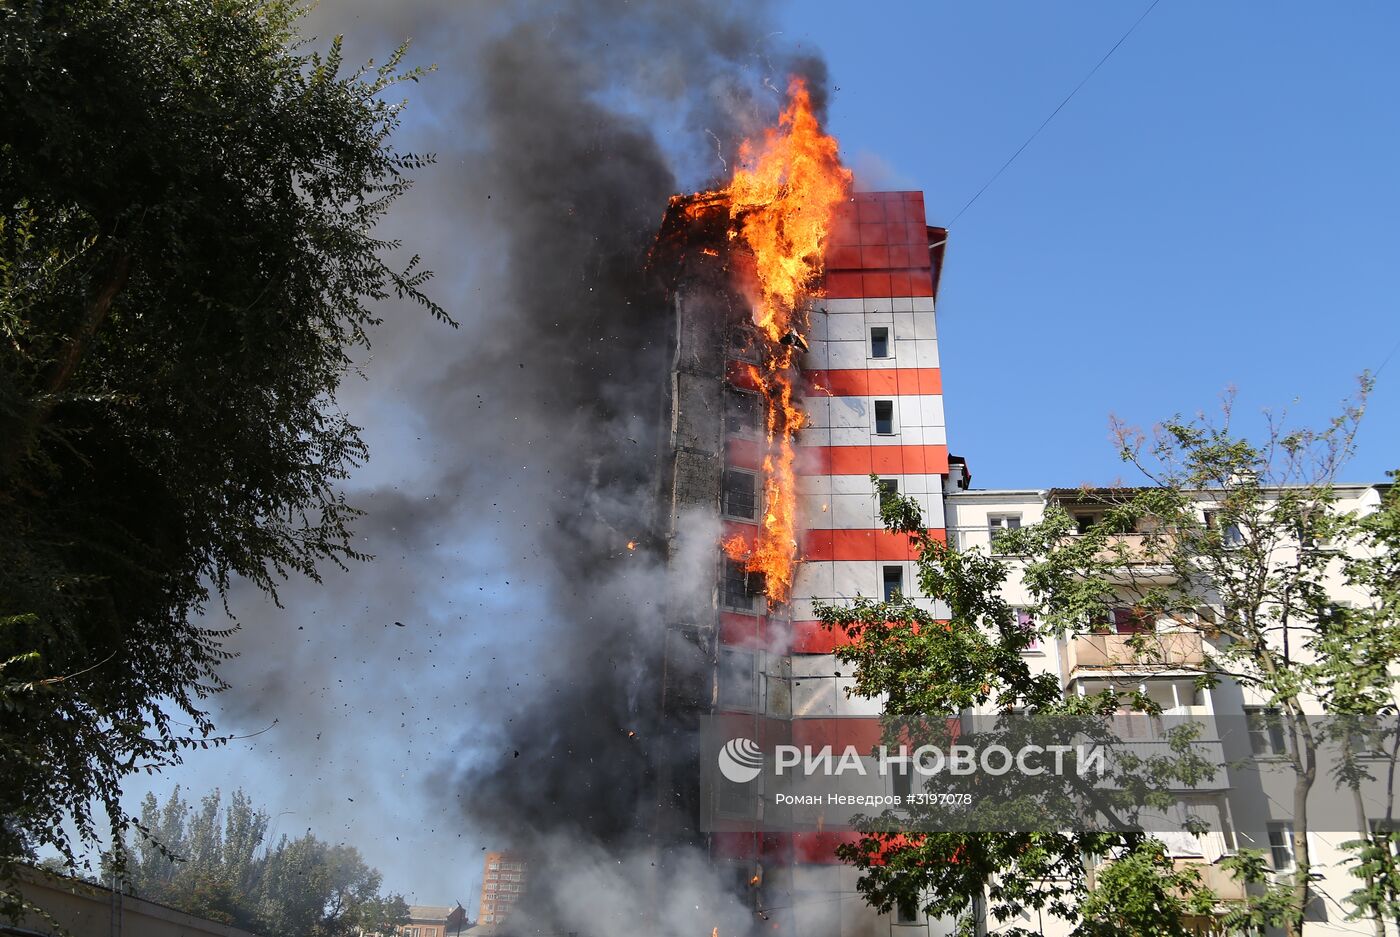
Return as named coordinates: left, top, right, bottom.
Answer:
left=712, top=192, right=952, bottom=934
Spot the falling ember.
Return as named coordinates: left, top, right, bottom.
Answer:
left=626, top=540, right=637, bottom=551
left=681, top=76, right=852, bottom=603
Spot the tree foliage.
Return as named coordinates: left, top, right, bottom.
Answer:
left=110, top=787, right=409, bottom=937
left=0, top=0, right=447, bottom=907
left=820, top=386, right=1398, bottom=937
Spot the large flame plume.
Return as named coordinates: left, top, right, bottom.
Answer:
left=690, top=77, right=851, bottom=603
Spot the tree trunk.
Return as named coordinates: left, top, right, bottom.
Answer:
left=1, top=249, right=129, bottom=476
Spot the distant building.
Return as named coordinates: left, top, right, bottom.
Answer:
left=476, top=851, right=528, bottom=931
left=398, top=904, right=467, bottom=937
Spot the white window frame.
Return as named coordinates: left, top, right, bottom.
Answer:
left=722, top=467, right=760, bottom=522
left=1268, top=822, right=1297, bottom=872
left=873, top=398, right=898, bottom=436
left=988, top=514, right=1022, bottom=553
left=718, top=646, right=763, bottom=712
left=869, top=325, right=892, bottom=359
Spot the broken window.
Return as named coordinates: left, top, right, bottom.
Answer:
left=722, top=558, right=765, bottom=613
left=725, top=387, right=762, bottom=437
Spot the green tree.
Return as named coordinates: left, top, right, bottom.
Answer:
left=116, top=787, right=408, bottom=936
left=818, top=490, right=1217, bottom=937
left=821, top=387, right=1391, bottom=937
left=0, top=0, right=448, bottom=910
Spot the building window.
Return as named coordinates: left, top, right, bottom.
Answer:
left=874, top=399, right=895, bottom=435
left=892, top=761, right=913, bottom=799
left=722, top=558, right=765, bottom=613
left=726, top=388, right=762, bottom=437
left=882, top=566, right=904, bottom=601
left=895, top=899, right=920, bottom=924
left=1268, top=822, right=1296, bottom=872
left=1074, top=512, right=1098, bottom=535
left=1204, top=510, right=1244, bottom=546
left=1015, top=609, right=1040, bottom=653
left=1246, top=707, right=1290, bottom=757
left=870, top=326, right=890, bottom=359
left=988, top=514, right=1021, bottom=552
left=878, top=478, right=899, bottom=511
left=723, top=469, right=758, bottom=520
left=718, top=646, right=760, bottom=710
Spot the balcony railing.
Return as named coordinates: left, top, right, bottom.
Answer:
left=1067, top=631, right=1205, bottom=672
left=1089, top=857, right=1245, bottom=906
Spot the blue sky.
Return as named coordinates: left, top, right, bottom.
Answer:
left=110, top=1, right=1398, bottom=910
left=778, top=0, right=1398, bottom=487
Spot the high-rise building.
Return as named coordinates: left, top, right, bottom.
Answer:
left=654, top=190, right=953, bottom=935
left=476, top=851, right=528, bottom=932
left=652, top=189, right=1394, bottom=937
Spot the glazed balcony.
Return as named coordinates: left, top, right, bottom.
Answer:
left=1066, top=630, right=1206, bottom=673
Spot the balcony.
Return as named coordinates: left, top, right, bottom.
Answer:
left=1066, top=631, right=1205, bottom=673
left=1181, top=858, right=1247, bottom=904
left=1089, top=857, right=1246, bottom=909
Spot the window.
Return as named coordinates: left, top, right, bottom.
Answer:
left=892, top=761, right=914, bottom=799
left=1246, top=707, right=1290, bottom=757
left=988, top=514, right=1021, bottom=552
left=1204, top=510, right=1243, bottom=546
left=718, top=647, right=760, bottom=710
left=1268, top=822, right=1296, bottom=871
left=895, top=900, right=920, bottom=924
left=883, top=566, right=904, bottom=601
left=1074, top=513, right=1098, bottom=535
left=726, top=388, right=761, bottom=437
left=878, top=478, right=899, bottom=511
left=874, top=399, right=895, bottom=435
left=870, top=326, right=890, bottom=359
left=1015, top=609, right=1041, bottom=653
left=722, top=558, right=765, bottom=612
left=723, top=469, right=758, bottom=520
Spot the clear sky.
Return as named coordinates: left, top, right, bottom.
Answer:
left=110, top=0, right=1398, bottom=911
left=777, top=0, right=1398, bottom=487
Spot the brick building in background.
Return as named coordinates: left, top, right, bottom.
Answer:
left=475, top=851, right=528, bottom=932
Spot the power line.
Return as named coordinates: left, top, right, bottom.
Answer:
left=948, top=0, right=1165, bottom=226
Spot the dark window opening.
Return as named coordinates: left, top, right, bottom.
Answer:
left=722, top=559, right=765, bottom=612
left=878, top=478, right=899, bottom=511
left=882, top=566, right=904, bottom=601
left=723, top=469, right=757, bottom=520
left=874, top=400, right=894, bottom=435
left=871, top=326, right=890, bottom=359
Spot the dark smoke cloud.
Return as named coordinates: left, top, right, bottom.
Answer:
left=180, top=0, right=832, bottom=922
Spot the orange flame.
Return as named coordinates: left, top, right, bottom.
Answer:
left=687, top=77, right=850, bottom=604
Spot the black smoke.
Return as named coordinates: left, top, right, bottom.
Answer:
left=196, top=1, right=831, bottom=927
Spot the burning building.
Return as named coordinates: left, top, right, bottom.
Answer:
left=650, top=79, right=954, bottom=937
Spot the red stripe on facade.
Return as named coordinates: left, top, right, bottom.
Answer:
left=822, top=270, right=935, bottom=299
left=790, top=618, right=953, bottom=654
left=805, top=368, right=941, bottom=397
left=801, top=527, right=946, bottom=562
left=801, top=444, right=949, bottom=476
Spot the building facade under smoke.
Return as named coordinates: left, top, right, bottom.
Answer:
left=654, top=190, right=953, bottom=937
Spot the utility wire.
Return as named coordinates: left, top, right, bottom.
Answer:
left=948, top=0, right=1165, bottom=226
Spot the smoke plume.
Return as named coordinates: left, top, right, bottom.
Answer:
left=188, top=0, right=832, bottom=926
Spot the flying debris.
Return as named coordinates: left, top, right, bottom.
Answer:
left=778, top=330, right=808, bottom=352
